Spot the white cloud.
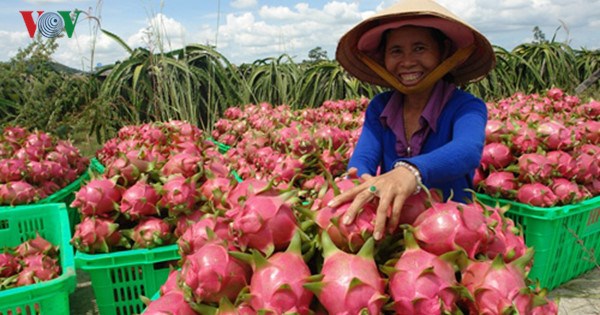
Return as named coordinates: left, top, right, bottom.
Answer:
left=127, top=13, right=188, bottom=53
left=231, top=0, right=257, bottom=9
left=0, top=31, right=32, bottom=61
left=53, top=32, right=128, bottom=70
left=258, top=6, right=298, bottom=21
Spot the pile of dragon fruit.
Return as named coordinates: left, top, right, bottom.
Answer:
left=143, top=175, right=558, bottom=314
left=210, top=99, right=367, bottom=199
left=0, top=126, right=89, bottom=206
left=70, top=120, right=234, bottom=253
left=0, top=234, right=61, bottom=290
left=475, top=88, right=599, bottom=207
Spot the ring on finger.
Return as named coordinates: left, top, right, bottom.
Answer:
left=368, top=185, right=379, bottom=197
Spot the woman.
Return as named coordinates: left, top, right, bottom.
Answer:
left=328, top=0, right=496, bottom=240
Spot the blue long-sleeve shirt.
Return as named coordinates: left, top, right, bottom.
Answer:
left=348, top=88, right=488, bottom=202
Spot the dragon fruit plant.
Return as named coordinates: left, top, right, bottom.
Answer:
left=0, top=234, right=61, bottom=291
left=0, top=125, right=89, bottom=205
left=476, top=89, right=600, bottom=206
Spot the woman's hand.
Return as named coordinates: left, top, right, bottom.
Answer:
left=328, top=166, right=418, bottom=240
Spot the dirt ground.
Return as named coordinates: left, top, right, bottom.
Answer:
left=69, top=267, right=600, bottom=315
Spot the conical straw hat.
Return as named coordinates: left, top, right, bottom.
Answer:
left=336, top=0, right=495, bottom=87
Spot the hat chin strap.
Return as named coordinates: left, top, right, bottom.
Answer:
left=357, top=44, right=476, bottom=94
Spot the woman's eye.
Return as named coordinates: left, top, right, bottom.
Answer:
left=389, top=48, right=402, bottom=55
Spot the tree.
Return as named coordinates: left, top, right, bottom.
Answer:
left=308, top=46, right=328, bottom=61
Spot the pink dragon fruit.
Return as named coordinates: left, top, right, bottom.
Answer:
left=480, top=171, right=517, bottom=198
left=0, top=158, right=28, bottom=182
left=515, top=153, right=554, bottom=183
left=485, top=119, right=507, bottom=143
left=160, top=269, right=182, bottom=296
left=388, top=229, right=461, bottom=314
left=482, top=204, right=528, bottom=263
left=573, top=151, right=600, bottom=184
left=546, top=150, right=576, bottom=178
left=174, top=210, right=205, bottom=237
left=199, top=176, right=234, bottom=209
left=547, top=87, right=564, bottom=100
left=577, top=120, right=600, bottom=144
left=71, top=178, right=123, bottom=217
left=301, top=175, right=327, bottom=195
left=127, top=217, right=174, bottom=249
left=271, top=156, right=305, bottom=184
left=179, top=242, right=251, bottom=304
left=0, top=252, right=21, bottom=277
left=537, top=120, right=575, bottom=150
left=289, top=131, right=317, bottom=156
left=480, top=142, right=514, bottom=170
left=71, top=216, right=130, bottom=253
left=143, top=290, right=196, bottom=315
left=516, top=183, right=558, bottom=207
left=309, top=178, right=360, bottom=213
left=161, top=152, right=203, bottom=178
left=0, top=181, right=39, bottom=205
left=461, top=249, right=536, bottom=314
left=314, top=200, right=375, bottom=253
left=54, top=140, right=83, bottom=166
left=119, top=179, right=160, bottom=219
left=15, top=233, right=56, bottom=257
left=44, top=150, right=69, bottom=167
left=551, top=178, right=586, bottom=205
left=25, top=131, right=53, bottom=152
left=26, top=160, right=51, bottom=184
left=247, top=232, right=314, bottom=314
left=320, top=149, right=347, bottom=176
left=230, top=190, right=298, bottom=256
left=410, top=200, right=490, bottom=259
left=304, top=232, right=387, bottom=314
left=12, top=145, right=42, bottom=162
left=473, top=167, right=485, bottom=187
left=2, top=126, right=28, bottom=146
left=510, top=126, right=541, bottom=155
left=124, top=147, right=163, bottom=174
left=178, top=214, right=233, bottom=258
left=157, top=175, right=200, bottom=217
left=16, top=254, right=61, bottom=286
left=398, top=189, right=443, bottom=226
left=104, top=154, right=141, bottom=187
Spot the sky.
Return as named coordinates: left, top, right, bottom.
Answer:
left=2, top=0, right=599, bottom=71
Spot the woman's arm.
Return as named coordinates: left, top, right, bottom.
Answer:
left=347, top=95, right=388, bottom=176
left=404, top=98, right=487, bottom=187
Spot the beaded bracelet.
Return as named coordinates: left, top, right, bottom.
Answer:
left=394, top=161, right=423, bottom=195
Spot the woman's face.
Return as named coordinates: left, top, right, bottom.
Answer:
left=383, top=26, right=445, bottom=87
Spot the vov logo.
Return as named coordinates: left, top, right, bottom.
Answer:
left=20, top=10, right=82, bottom=38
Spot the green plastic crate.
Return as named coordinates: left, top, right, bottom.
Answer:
left=476, top=193, right=600, bottom=290
left=75, top=245, right=180, bottom=315
left=0, top=203, right=76, bottom=315
left=90, top=157, right=106, bottom=174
